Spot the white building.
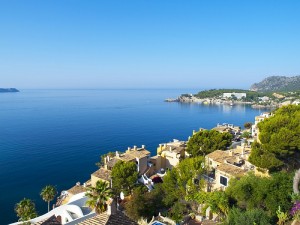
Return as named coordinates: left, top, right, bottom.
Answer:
left=223, top=92, right=246, bottom=99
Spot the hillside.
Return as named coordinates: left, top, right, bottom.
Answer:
left=250, top=75, right=300, bottom=92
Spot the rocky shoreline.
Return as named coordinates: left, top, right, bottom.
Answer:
left=165, top=95, right=281, bottom=108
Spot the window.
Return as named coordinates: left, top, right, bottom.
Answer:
left=220, top=176, right=228, bottom=186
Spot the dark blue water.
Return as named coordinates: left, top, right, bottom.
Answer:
left=0, top=89, right=263, bottom=224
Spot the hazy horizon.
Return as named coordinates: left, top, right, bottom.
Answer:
left=1, top=1, right=299, bottom=89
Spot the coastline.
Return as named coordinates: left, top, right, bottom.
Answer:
left=165, top=95, right=281, bottom=109
left=0, top=88, right=19, bottom=93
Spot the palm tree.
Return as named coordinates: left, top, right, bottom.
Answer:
left=40, top=185, right=57, bottom=212
left=15, top=198, right=38, bottom=222
left=85, top=180, right=113, bottom=214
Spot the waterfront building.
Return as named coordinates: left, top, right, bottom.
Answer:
left=222, top=92, right=246, bottom=99
left=251, top=112, right=271, bottom=140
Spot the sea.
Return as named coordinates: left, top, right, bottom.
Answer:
left=0, top=89, right=264, bottom=224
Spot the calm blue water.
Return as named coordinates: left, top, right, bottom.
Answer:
left=0, top=89, right=263, bottom=224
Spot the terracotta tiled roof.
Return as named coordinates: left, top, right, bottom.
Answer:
left=106, top=158, right=121, bottom=168
left=216, top=163, right=246, bottom=176
left=78, top=212, right=137, bottom=225
left=163, top=146, right=185, bottom=154
left=68, top=185, right=86, bottom=195
left=34, top=215, right=62, bottom=225
left=206, top=150, right=232, bottom=163
left=92, top=168, right=112, bottom=182
left=118, top=149, right=150, bottom=161
left=40, top=216, right=62, bottom=225
left=78, top=213, right=109, bottom=225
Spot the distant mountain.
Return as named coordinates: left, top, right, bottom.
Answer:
left=0, top=88, right=19, bottom=93
left=250, top=76, right=300, bottom=92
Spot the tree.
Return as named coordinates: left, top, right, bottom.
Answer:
left=222, top=207, right=272, bottom=225
left=204, top=191, right=229, bottom=219
left=40, top=185, right=57, bottom=212
left=15, top=198, right=38, bottom=222
left=162, top=168, right=182, bottom=206
left=244, top=122, right=253, bottom=129
left=168, top=201, right=186, bottom=223
left=241, top=131, right=251, bottom=139
left=111, top=161, right=138, bottom=195
left=162, top=157, right=205, bottom=206
left=225, top=172, right=292, bottom=218
left=85, top=180, right=113, bottom=214
left=249, top=105, right=300, bottom=170
left=248, top=141, right=283, bottom=171
left=125, top=184, right=165, bottom=221
left=187, top=130, right=233, bottom=156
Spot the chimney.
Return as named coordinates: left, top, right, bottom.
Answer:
left=142, top=145, right=145, bottom=149
left=134, top=146, right=137, bottom=151
left=107, top=155, right=110, bottom=161
left=128, top=147, right=131, bottom=151
left=116, top=151, right=119, bottom=157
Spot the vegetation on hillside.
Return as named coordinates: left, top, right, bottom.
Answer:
left=251, top=75, right=300, bottom=92
left=249, top=105, right=300, bottom=171
left=226, top=172, right=293, bottom=219
left=189, top=89, right=273, bottom=102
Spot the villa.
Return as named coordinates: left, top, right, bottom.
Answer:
left=205, top=144, right=254, bottom=191
left=213, top=123, right=241, bottom=136
left=151, top=139, right=186, bottom=172
left=100, top=145, right=151, bottom=175
left=89, top=145, right=151, bottom=188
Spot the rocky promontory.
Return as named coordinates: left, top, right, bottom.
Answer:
left=0, top=88, right=19, bottom=93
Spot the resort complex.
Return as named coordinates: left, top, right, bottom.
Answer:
left=11, top=104, right=300, bottom=225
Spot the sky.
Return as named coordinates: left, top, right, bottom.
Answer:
left=0, top=0, right=299, bottom=89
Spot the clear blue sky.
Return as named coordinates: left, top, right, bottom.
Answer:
left=0, top=0, right=299, bottom=89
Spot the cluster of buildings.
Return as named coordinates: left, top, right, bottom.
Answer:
left=11, top=111, right=274, bottom=225
left=222, top=92, right=246, bottom=99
